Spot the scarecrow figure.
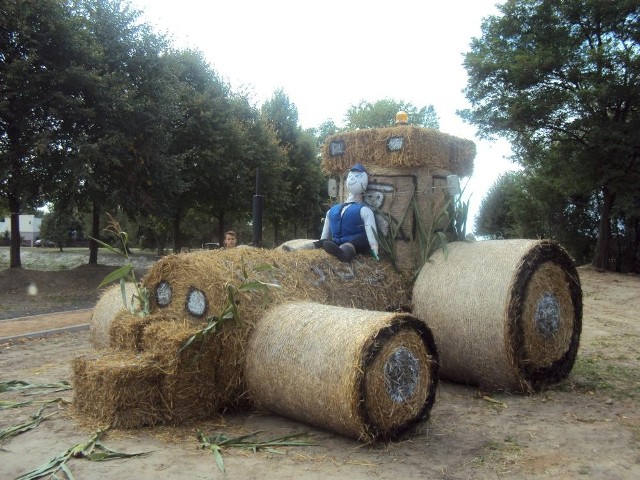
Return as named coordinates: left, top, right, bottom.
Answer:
left=319, top=163, right=379, bottom=262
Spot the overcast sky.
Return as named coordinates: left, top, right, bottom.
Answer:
left=130, top=0, right=516, bottom=230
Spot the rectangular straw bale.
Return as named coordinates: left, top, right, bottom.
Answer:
left=141, top=320, right=251, bottom=423
left=109, top=312, right=155, bottom=351
left=72, top=352, right=168, bottom=428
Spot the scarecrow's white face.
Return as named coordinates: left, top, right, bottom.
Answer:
left=346, top=170, right=368, bottom=197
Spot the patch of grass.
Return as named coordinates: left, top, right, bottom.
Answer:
left=473, top=437, right=523, bottom=470
left=552, top=355, right=640, bottom=398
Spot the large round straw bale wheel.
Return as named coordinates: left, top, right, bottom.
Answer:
left=90, top=283, right=138, bottom=350
left=244, top=301, right=439, bottom=442
left=412, top=239, right=582, bottom=392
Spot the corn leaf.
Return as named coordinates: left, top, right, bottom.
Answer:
left=15, top=429, right=150, bottom=480
left=87, top=235, right=121, bottom=256
left=213, top=447, right=225, bottom=473
left=97, top=264, right=133, bottom=289
left=0, top=380, right=71, bottom=393
left=198, top=430, right=317, bottom=473
left=0, top=400, right=32, bottom=409
left=0, top=397, right=67, bottom=410
left=0, top=406, right=57, bottom=443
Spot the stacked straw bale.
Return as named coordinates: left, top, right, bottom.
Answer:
left=89, top=283, right=138, bottom=350
left=74, top=248, right=410, bottom=428
left=412, top=239, right=582, bottom=392
left=245, top=302, right=439, bottom=442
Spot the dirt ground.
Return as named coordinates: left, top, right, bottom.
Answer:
left=0, top=265, right=639, bottom=479
left=0, top=263, right=149, bottom=320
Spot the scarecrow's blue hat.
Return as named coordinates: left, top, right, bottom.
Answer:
left=350, top=163, right=368, bottom=174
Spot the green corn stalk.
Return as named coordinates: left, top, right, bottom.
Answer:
left=0, top=397, right=68, bottom=411
left=15, top=428, right=150, bottom=480
left=198, top=430, right=318, bottom=473
left=372, top=198, right=413, bottom=272
left=0, top=406, right=57, bottom=443
left=412, top=196, right=451, bottom=276
left=90, top=213, right=150, bottom=316
left=448, top=179, right=471, bottom=241
left=0, top=380, right=71, bottom=394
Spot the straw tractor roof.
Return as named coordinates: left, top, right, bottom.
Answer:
left=321, top=124, right=476, bottom=177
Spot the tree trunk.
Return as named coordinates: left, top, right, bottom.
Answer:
left=89, top=202, right=100, bottom=265
left=8, top=194, right=21, bottom=269
left=592, top=186, right=616, bottom=270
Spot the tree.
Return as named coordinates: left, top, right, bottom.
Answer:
left=261, top=90, right=326, bottom=244
left=311, top=120, right=339, bottom=149
left=476, top=169, right=599, bottom=264
left=460, top=0, right=640, bottom=270
left=475, top=172, right=521, bottom=240
left=156, top=48, right=238, bottom=252
left=63, top=0, right=174, bottom=263
left=345, top=99, right=439, bottom=130
left=1, top=0, right=92, bottom=267
left=40, top=207, right=82, bottom=251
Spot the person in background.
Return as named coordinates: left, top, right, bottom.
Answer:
left=319, top=163, right=379, bottom=262
left=224, top=230, right=237, bottom=249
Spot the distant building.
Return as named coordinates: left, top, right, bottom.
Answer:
left=0, top=215, right=42, bottom=245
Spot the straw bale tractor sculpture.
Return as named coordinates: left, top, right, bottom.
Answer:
left=75, top=113, right=582, bottom=443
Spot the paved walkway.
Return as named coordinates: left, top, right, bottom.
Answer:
left=0, top=309, right=92, bottom=343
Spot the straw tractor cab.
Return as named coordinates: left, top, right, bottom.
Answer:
left=317, top=111, right=475, bottom=276
left=76, top=113, right=582, bottom=444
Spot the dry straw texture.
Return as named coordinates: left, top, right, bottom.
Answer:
left=74, top=248, right=410, bottom=428
left=412, top=239, right=582, bottom=392
left=72, top=352, right=168, bottom=428
left=321, top=125, right=475, bottom=177
left=142, top=248, right=409, bottom=319
left=245, top=301, right=439, bottom=442
left=89, top=283, right=137, bottom=350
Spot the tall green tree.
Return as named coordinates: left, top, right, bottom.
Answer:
left=1, top=0, right=92, bottom=267
left=40, top=206, right=83, bottom=251
left=476, top=170, right=599, bottom=264
left=261, top=90, right=325, bottom=244
left=161, top=48, right=248, bottom=252
left=460, top=0, right=640, bottom=270
left=64, top=0, right=174, bottom=263
left=345, top=99, right=439, bottom=129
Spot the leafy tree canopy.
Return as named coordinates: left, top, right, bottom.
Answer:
left=460, top=0, right=640, bottom=270
left=345, top=99, right=439, bottom=130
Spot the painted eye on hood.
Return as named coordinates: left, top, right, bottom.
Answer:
left=186, top=288, right=207, bottom=317
left=156, top=281, right=172, bottom=307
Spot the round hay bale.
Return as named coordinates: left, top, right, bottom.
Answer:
left=90, top=283, right=138, bottom=350
left=141, top=248, right=409, bottom=327
left=412, top=239, right=582, bottom=392
left=83, top=248, right=409, bottom=426
left=245, top=301, right=439, bottom=442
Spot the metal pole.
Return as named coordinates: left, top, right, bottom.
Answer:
left=252, top=168, right=263, bottom=247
